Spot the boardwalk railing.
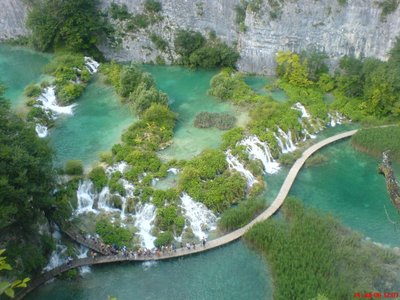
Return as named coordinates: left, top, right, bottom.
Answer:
left=15, top=129, right=357, bottom=300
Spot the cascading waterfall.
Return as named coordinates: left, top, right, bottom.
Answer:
left=76, top=180, right=97, bottom=215
left=292, top=102, right=311, bottom=119
left=43, top=228, right=67, bottom=272
left=34, top=85, right=76, bottom=138
left=105, top=161, right=129, bottom=177
left=328, top=111, right=346, bottom=127
left=180, top=193, right=217, bottom=240
left=84, top=57, right=100, bottom=74
left=225, top=150, right=257, bottom=187
left=134, top=203, right=157, bottom=249
left=35, top=124, right=48, bottom=138
left=37, top=86, right=76, bottom=115
left=275, top=127, right=296, bottom=153
left=167, top=168, right=180, bottom=175
left=239, top=135, right=280, bottom=174
left=77, top=246, right=91, bottom=274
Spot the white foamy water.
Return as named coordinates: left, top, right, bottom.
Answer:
left=328, top=111, right=346, bottom=127
left=84, top=57, right=100, bottom=74
left=77, top=246, right=91, bottom=274
left=167, top=168, right=180, bottom=175
left=35, top=124, right=48, bottom=138
left=274, top=127, right=296, bottom=153
left=105, top=161, right=129, bottom=177
left=134, top=203, right=157, bottom=249
left=43, top=245, right=68, bottom=272
left=292, top=102, right=311, bottom=119
left=239, top=135, right=280, bottom=174
left=225, top=150, right=257, bottom=187
left=76, top=180, right=97, bottom=215
left=180, top=193, right=217, bottom=240
left=37, top=86, right=76, bottom=115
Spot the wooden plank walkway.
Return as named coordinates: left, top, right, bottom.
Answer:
left=16, top=129, right=357, bottom=300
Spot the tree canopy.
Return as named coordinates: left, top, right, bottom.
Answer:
left=0, top=89, right=56, bottom=230
left=27, top=0, right=112, bottom=53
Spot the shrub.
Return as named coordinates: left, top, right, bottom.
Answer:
left=144, top=0, right=162, bottom=13
left=109, top=3, right=131, bottom=20
left=95, top=219, right=132, bottom=248
left=174, top=30, right=239, bottom=68
left=24, top=84, right=42, bottom=98
left=64, top=160, right=83, bottom=175
left=150, top=33, right=168, bottom=51
left=221, top=127, right=245, bottom=150
left=88, top=166, right=108, bottom=190
left=154, top=231, right=173, bottom=248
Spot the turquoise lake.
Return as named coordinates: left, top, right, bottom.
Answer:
left=1, top=44, right=398, bottom=299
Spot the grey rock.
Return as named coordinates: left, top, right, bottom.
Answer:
left=1, top=0, right=400, bottom=74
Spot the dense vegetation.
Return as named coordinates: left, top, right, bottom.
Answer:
left=245, top=197, right=400, bottom=299
left=0, top=88, right=70, bottom=277
left=27, top=0, right=112, bottom=54
left=178, top=149, right=247, bottom=212
left=95, top=219, right=133, bottom=248
left=108, top=1, right=163, bottom=33
left=218, top=198, right=266, bottom=233
left=351, top=126, right=400, bottom=161
left=174, top=30, right=239, bottom=68
left=194, top=112, right=237, bottom=130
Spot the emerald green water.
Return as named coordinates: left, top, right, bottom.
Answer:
left=27, top=241, right=273, bottom=300
left=49, top=77, right=135, bottom=167
left=143, top=65, right=248, bottom=161
left=244, top=75, right=288, bottom=103
left=0, top=44, right=51, bottom=108
left=290, top=140, right=400, bottom=246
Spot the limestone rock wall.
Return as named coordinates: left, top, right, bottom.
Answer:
left=0, top=0, right=29, bottom=40
left=1, top=0, right=400, bottom=74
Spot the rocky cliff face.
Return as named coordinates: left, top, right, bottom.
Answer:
left=0, top=0, right=29, bottom=40
left=1, top=0, right=400, bottom=74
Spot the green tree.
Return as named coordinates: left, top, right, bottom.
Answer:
left=0, top=90, right=56, bottom=230
left=27, top=0, right=112, bottom=52
left=0, top=249, right=30, bottom=298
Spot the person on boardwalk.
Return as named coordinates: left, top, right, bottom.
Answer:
left=202, top=237, right=206, bottom=247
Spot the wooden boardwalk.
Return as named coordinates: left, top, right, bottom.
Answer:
left=16, top=129, right=357, bottom=300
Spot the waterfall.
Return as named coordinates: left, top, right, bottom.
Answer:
left=77, top=246, right=91, bottom=274
left=35, top=124, right=48, bottom=138
left=105, top=161, right=129, bottom=177
left=76, top=180, right=97, bottom=215
left=292, top=102, right=311, bottom=119
left=167, top=168, right=180, bottom=175
left=134, top=203, right=157, bottom=249
left=274, top=127, right=296, bottom=153
left=43, top=227, right=67, bottom=272
left=239, top=135, right=280, bottom=174
left=37, top=86, right=76, bottom=115
left=84, top=57, right=100, bottom=74
left=328, top=112, right=345, bottom=127
left=225, top=150, right=257, bottom=187
left=180, top=193, right=217, bottom=240
left=302, top=128, right=316, bottom=140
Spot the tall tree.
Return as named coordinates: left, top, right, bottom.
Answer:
left=27, top=0, right=111, bottom=52
left=0, top=87, right=56, bottom=230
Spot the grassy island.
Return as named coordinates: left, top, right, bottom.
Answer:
left=245, top=197, right=400, bottom=300
left=351, top=126, right=400, bottom=161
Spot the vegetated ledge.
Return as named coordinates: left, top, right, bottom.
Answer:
left=379, top=150, right=400, bottom=211
left=351, top=126, right=400, bottom=161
